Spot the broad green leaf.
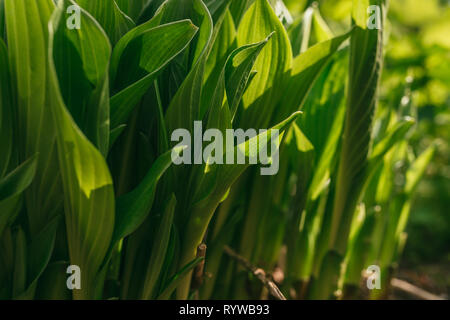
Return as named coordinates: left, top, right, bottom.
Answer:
left=109, top=1, right=169, bottom=83
left=405, top=145, right=436, bottom=195
left=289, top=122, right=314, bottom=154
left=158, top=0, right=214, bottom=68
left=378, top=195, right=409, bottom=271
left=288, top=6, right=313, bottom=57
left=15, top=216, right=60, bottom=299
left=76, top=0, right=135, bottom=45
left=177, top=111, right=300, bottom=298
left=200, top=208, right=243, bottom=299
left=115, top=0, right=152, bottom=22
left=0, top=197, right=21, bottom=240
left=169, top=29, right=269, bottom=297
left=0, top=0, right=4, bottom=39
left=205, top=0, right=234, bottom=22
left=110, top=20, right=198, bottom=128
left=0, top=155, right=38, bottom=237
left=12, top=228, right=26, bottom=298
left=274, top=31, right=350, bottom=123
left=369, top=117, right=415, bottom=162
left=201, top=8, right=236, bottom=119
left=156, top=223, right=180, bottom=298
left=329, top=0, right=385, bottom=254
left=35, top=261, right=71, bottom=300
left=388, top=148, right=436, bottom=261
left=0, top=228, right=14, bottom=298
left=156, top=257, right=204, bottom=300
left=308, top=250, right=342, bottom=299
left=99, top=148, right=182, bottom=296
left=0, top=38, right=12, bottom=177
left=229, top=0, right=254, bottom=26
left=353, top=0, right=370, bottom=29
left=165, top=0, right=214, bottom=136
left=153, top=79, right=170, bottom=153
left=48, top=2, right=116, bottom=299
left=112, top=147, right=183, bottom=243
left=5, top=0, right=62, bottom=236
left=343, top=209, right=376, bottom=286
left=109, top=124, right=127, bottom=150
left=226, top=36, right=270, bottom=119
left=185, top=58, right=234, bottom=215
left=141, top=194, right=177, bottom=299
left=375, top=141, right=408, bottom=204
left=312, top=6, right=333, bottom=42
left=236, top=0, right=292, bottom=129
left=299, top=51, right=348, bottom=201
left=53, top=0, right=111, bottom=156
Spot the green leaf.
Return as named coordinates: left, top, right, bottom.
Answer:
left=165, top=0, right=214, bottom=136
left=343, top=208, right=376, bottom=286
left=236, top=0, right=292, bottom=129
left=35, top=261, right=71, bottom=300
left=177, top=111, right=300, bottom=299
left=53, top=0, right=112, bottom=156
left=226, top=36, right=270, bottom=119
left=115, top=0, right=152, bottom=22
left=12, top=228, right=27, bottom=298
left=200, top=208, right=243, bottom=299
left=0, top=0, right=4, bottom=39
left=205, top=0, right=234, bottom=22
left=109, top=1, right=187, bottom=84
left=0, top=197, right=21, bottom=240
left=109, top=124, right=127, bottom=150
left=5, top=0, right=62, bottom=236
left=288, top=6, right=313, bottom=57
left=112, top=147, right=183, bottom=243
left=110, top=20, right=199, bottom=128
left=0, top=227, right=14, bottom=298
left=229, top=0, right=254, bottom=26
left=405, top=145, right=436, bottom=195
left=312, top=6, right=334, bottom=42
left=201, top=8, right=236, bottom=119
left=15, top=216, right=60, bottom=299
left=0, top=155, right=38, bottom=237
left=141, top=194, right=177, bottom=299
left=48, top=2, right=116, bottom=299
left=0, top=155, right=37, bottom=203
left=159, top=0, right=214, bottom=68
left=299, top=51, right=348, bottom=201
left=307, top=250, right=342, bottom=299
left=363, top=117, right=416, bottom=196
left=205, top=112, right=301, bottom=218
left=76, top=0, right=135, bottom=45
left=353, top=0, right=370, bottom=29
left=370, top=117, right=415, bottom=162
left=274, top=31, right=351, bottom=123
left=0, top=38, right=12, bottom=177
left=329, top=0, right=385, bottom=254
left=156, top=257, right=204, bottom=300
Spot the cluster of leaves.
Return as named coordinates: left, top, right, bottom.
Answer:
left=382, top=0, right=450, bottom=267
left=0, top=0, right=436, bottom=300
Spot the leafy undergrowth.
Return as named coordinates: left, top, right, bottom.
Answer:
left=0, top=0, right=443, bottom=300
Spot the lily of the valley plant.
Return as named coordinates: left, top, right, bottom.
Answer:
left=0, top=0, right=434, bottom=300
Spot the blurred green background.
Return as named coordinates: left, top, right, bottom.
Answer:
left=284, top=0, right=450, bottom=295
